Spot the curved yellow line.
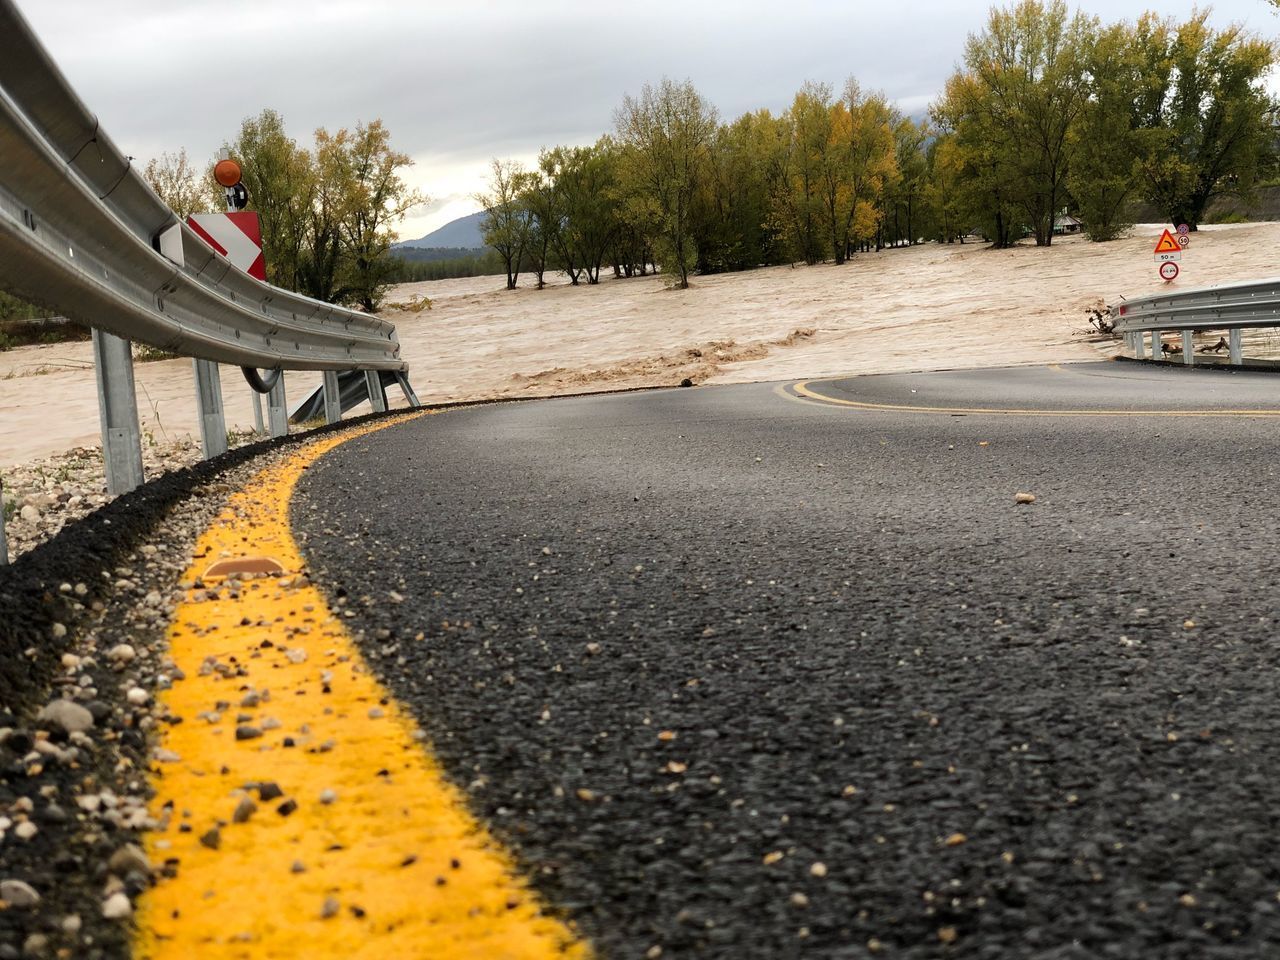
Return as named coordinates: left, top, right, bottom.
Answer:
left=791, top=380, right=1280, bottom=418
left=136, top=413, right=588, bottom=960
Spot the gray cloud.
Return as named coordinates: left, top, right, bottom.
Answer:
left=16, top=0, right=1274, bottom=235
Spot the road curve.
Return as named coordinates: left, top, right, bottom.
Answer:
left=292, top=362, right=1280, bottom=959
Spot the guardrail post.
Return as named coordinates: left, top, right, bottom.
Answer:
left=1149, top=330, right=1161, bottom=359
left=1182, top=330, right=1193, bottom=366
left=250, top=392, right=265, bottom=435
left=0, top=476, right=9, bottom=566
left=322, top=372, right=342, bottom=425
left=267, top=378, right=288, bottom=438
left=365, top=371, right=387, bottom=413
left=395, top=373, right=421, bottom=408
left=1229, top=329, right=1243, bottom=366
left=1132, top=331, right=1144, bottom=359
left=92, top=329, right=144, bottom=495
left=193, top=359, right=228, bottom=459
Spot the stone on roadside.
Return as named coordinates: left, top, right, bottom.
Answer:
left=37, top=700, right=94, bottom=735
left=101, top=892, right=132, bottom=920
left=107, top=844, right=151, bottom=878
left=108, top=644, right=136, bottom=664
left=1015, top=492, right=1036, bottom=504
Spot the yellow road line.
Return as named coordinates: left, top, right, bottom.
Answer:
left=791, top=380, right=1280, bottom=418
left=137, top=415, right=588, bottom=960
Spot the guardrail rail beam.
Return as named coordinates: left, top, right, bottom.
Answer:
left=0, top=0, right=421, bottom=522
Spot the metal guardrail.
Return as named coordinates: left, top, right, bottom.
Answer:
left=1109, top=276, right=1280, bottom=366
left=0, top=0, right=420, bottom=564
left=0, top=1, right=406, bottom=373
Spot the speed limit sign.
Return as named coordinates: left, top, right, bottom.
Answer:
left=1159, top=261, right=1179, bottom=281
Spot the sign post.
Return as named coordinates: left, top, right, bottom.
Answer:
left=194, top=153, right=272, bottom=440
left=1153, top=228, right=1183, bottom=284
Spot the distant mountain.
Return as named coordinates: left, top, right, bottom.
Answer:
left=395, top=211, right=486, bottom=250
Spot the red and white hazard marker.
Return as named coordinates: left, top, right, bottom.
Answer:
left=187, top=212, right=266, bottom=281
left=1159, top=260, right=1179, bottom=282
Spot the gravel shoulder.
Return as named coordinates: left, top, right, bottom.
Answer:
left=0, top=414, right=397, bottom=959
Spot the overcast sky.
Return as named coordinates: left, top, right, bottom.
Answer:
left=17, top=0, right=1278, bottom=242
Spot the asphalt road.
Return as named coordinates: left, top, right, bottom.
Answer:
left=292, top=361, right=1280, bottom=959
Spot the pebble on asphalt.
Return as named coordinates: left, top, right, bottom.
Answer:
left=0, top=880, right=41, bottom=908
left=1015, top=492, right=1036, bottom=504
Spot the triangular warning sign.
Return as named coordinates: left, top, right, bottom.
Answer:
left=1153, top=229, right=1181, bottom=254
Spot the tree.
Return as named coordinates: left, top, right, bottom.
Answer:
left=826, top=81, right=897, bottom=261
left=478, top=159, right=535, bottom=290
left=559, top=140, right=622, bottom=284
left=226, top=110, right=316, bottom=292
left=320, top=120, right=424, bottom=311
left=536, top=147, right=584, bottom=285
left=615, top=78, right=719, bottom=288
left=922, top=133, right=969, bottom=244
left=884, top=115, right=930, bottom=246
left=521, top=168, right=557, bottom=289
left=1129, top=11, right=1278, bottom=231
left=774, top=82, right=834, bottom=265
left=142, top=149, right=220, bottom=219
left=297, top=130, right=347, bottom=303
left=932, top=73, right=1023, bottom=248
left=960, top=0, right=1094, bottom=247
left=1068, top=22, right=1141, bottom=241
left=694, top=109, right=784, bottom=272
